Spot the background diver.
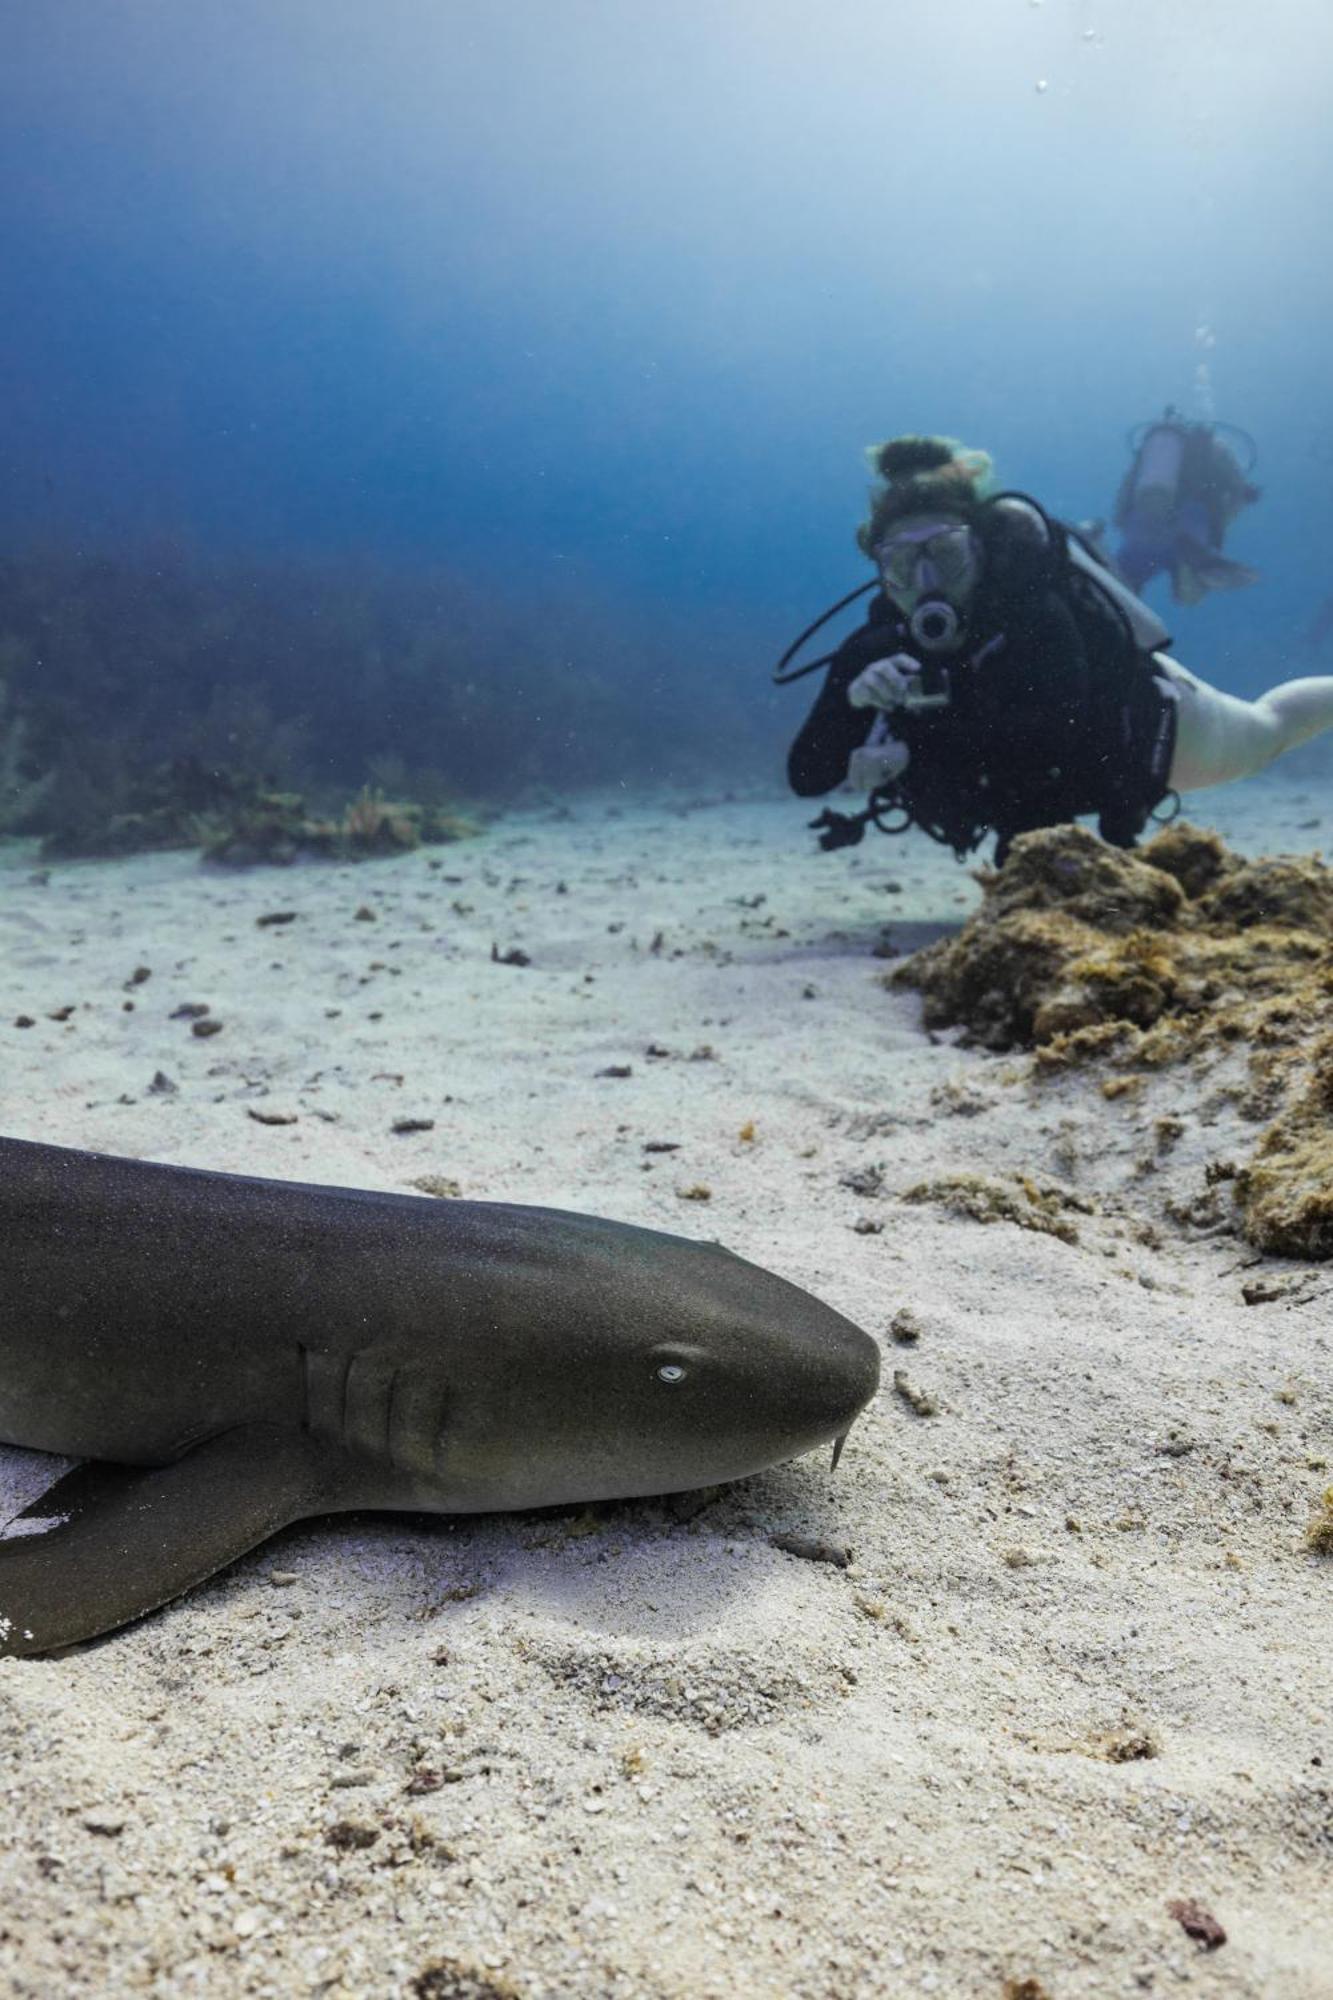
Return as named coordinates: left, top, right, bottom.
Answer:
left=1113, top=407, right=1261, bottom=605
left=784, top=435, right=1333, bottom=868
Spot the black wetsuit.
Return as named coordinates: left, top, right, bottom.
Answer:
left=788, top=521, right=1176, bottom=863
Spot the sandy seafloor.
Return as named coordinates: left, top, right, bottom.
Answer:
left=1, top=771, right=1331, bottom=2000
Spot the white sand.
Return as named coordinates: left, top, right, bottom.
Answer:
left=1, top=778, right=1331, bottom=1999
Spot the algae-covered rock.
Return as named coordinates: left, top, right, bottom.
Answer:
left=896, top=823, right=1332, bottom=1059
left=892, top=821, right=1333, bottom=1258
left=1139, top=822, right=1233, bottom=900
left=1197, top=854, right=1333, bottom=932
left=202, top=791, right=328, bottom=866
left=983, top=823, right=1186, bottom=933
left=419, top=802, right=479, bottom=845
left=897, top=825, right=1192, bottom=1050
left=202, top=785, right=478, bottom=866
left=32, top=750, right=479, bottom=865
left=1031, top=931, right=1180, bottom=1042
left=1236, top=1036, right=1333, bottom=1257
left=901, top=1170, right=1092, bottom=1244
left=906, top=907, right=1105, bottom=1048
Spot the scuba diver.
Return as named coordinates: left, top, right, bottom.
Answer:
left=1113, top=408, right=1260, bottom=605
left=783, top=435, right=1333, bottom=868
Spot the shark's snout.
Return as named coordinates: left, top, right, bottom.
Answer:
left=819, top=1304, right=881, bottom=1418
left=767, top=1297, right=880, bottom=1469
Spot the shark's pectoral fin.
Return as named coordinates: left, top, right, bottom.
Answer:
left=0, top=1425, right=340, bottom=1658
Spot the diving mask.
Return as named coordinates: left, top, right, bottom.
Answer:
left=873, top=518, right=981, bottom=617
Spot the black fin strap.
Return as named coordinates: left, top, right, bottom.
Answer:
left=808, top=806, right=873, bottom=851
left=809, top=780, right=916, bottom=851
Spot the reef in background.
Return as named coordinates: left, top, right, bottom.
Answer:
left=19, top=758, right=477, bottom=865
left=0, top=542, right=758, bottom=822
left=892, top=822, right=1333, bottom=1258
left=200, top=783, right=478, bottom=866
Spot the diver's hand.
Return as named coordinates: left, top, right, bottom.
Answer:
left=847, top=738, right=910, bottom=793
left=848, top=653, right=922, bottom=710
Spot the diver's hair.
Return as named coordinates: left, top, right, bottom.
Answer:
left=857, top=434, right=998, bottom=557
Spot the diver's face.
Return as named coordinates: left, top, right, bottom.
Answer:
left=874, top=515, right=981, bottom=614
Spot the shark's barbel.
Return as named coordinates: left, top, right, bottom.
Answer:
left=0, top=1136, right=879, bottom=1656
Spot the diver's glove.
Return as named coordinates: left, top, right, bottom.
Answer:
left=847, top=738, right=910, bottom=793
left=848, top=653, right=924, bottom=711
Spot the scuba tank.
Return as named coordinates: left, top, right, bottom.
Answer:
left=1121, top=422, right=1187, bottom=523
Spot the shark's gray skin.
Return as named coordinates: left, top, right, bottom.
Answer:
left=0, top=1136, right=879, bottom=1657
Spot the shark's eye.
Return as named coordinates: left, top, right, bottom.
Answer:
left=656, top=1363, right=687, bottom=1384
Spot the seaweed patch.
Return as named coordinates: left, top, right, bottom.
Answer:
left=901, top=1170, right=1093, bottom=1244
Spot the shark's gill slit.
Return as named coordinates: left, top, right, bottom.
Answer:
left=385, top=1366, right=402, bottom=1463
left=337, top=1346, right=352, bottom=1446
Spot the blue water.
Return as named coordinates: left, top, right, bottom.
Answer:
left=2, top=0, right=1330, bottom=740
